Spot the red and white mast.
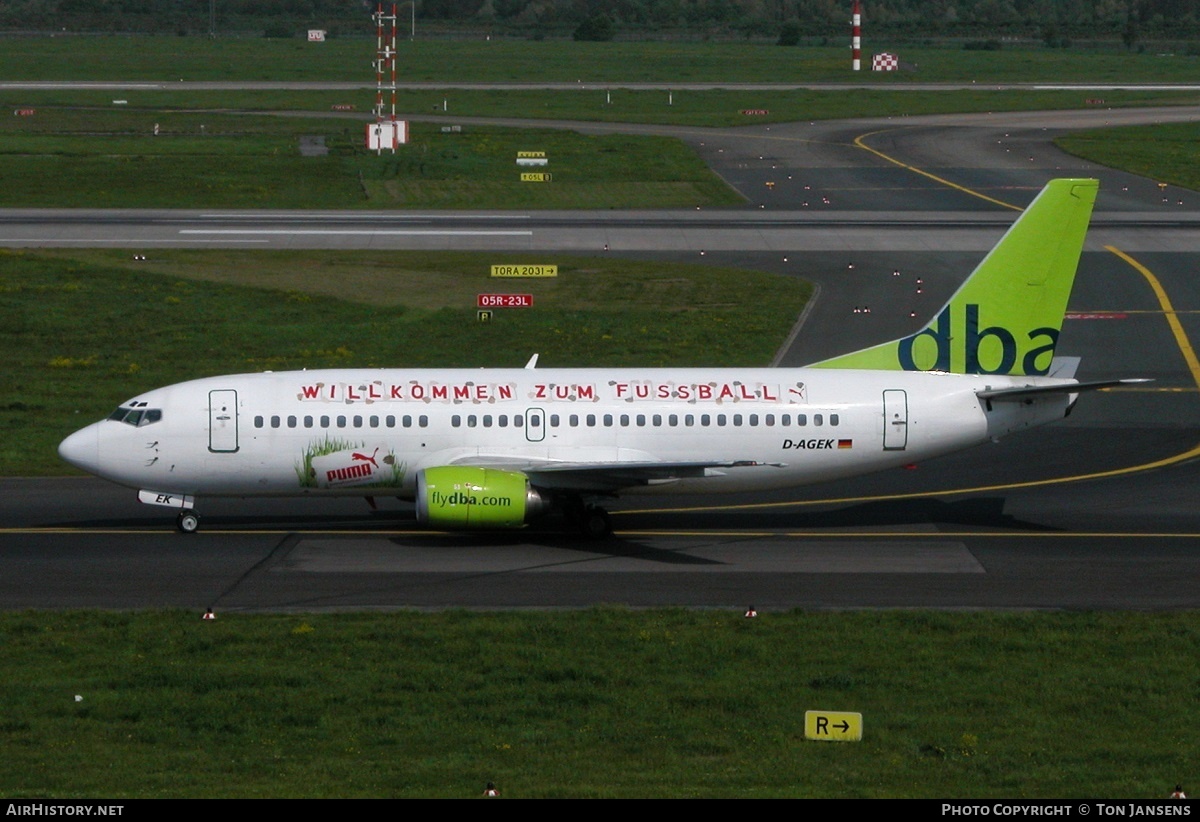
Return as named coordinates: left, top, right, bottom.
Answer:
left=372, top=3, right=398, bottom=153
left=851, top=0, right=862, bottom=71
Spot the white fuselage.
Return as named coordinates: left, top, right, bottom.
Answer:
left=58, top=366, right=1071, bottom=501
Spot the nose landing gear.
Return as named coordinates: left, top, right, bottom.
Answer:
left=176, top=510, right=200, bottom=534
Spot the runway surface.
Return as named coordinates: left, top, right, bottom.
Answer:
left=4, top=105, right=1200, bottom=610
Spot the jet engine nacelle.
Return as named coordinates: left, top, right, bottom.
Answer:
left=415, top=466, right=550, bottom=529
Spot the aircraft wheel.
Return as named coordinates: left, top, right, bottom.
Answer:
left=177, top=510, right=200, bottom=534
left=580, top=506, right=612, bottom=539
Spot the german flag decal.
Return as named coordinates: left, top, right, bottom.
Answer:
left=838, top=439, right=853, bottom=449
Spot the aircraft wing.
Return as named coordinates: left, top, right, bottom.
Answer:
left=445, top=454, right=782, bottom=492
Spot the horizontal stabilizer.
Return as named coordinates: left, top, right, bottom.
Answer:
left=977, top=378, right=1151, bottom=402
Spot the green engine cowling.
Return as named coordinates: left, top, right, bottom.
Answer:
left=415, top=466, right=550, bottom=529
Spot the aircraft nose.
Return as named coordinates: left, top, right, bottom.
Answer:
left=58, top=424, right=101, bottom=475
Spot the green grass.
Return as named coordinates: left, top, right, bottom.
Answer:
left=4, top=37, right=1200, bottom=84
left=388, top=87, right=1198, bottom=127
left=4, top=84, right=1199, bottom=129
left=0, top=112, right=741, bottom=208
left=3, top=90, right=1194, bottom=211
left=379, top=87, right=1198, bottom=127
left=2, top=39, right=1199, bottom=211
left=0, top=609, right=1194, bottom=798
left=1, top=248, right=809, bottom=476
left=1057, top=122, right=1200, bottom=192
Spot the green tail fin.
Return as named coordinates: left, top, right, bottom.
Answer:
left=810, top=178, right=1098, bottom=375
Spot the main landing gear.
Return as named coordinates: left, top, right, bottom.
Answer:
left=176, top=509, right=200, bottom=534
left=580, top=505, right=612, bottom=539
left=562, top=496, right=613, bottom=539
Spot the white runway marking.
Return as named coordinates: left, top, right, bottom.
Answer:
left=0, top=238, right=270, bottom=244
left=180, top=229, right=534, bottom=237
left=195, top=213, right=532, bottom=221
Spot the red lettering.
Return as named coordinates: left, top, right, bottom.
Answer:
left=577, top=385, right=594, bottom=400
left=369, top=383, right=382, bottom=400
left=348, top=385, right=361, bottom=401
left=300, top=385, right=321, bottom=399
left=499, top=385, right=513, bottom=400
left=698, top=385, right=712, bottom=400
left=432, top=386, right=448, bottom=400
left=657, top=384, right=671, bottom=399
left=391, top=385, right=404, bottom=400
left=534, top=384, right=547, bottom=399
left=635, top=384, right=650, bottom=399
left=454, top=385, right=470, bottom=400
left=326, top=462, right=373, bottom=483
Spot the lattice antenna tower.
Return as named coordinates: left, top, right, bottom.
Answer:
left=373, top=3, right=398, bottom=153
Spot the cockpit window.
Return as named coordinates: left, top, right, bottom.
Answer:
left=107, top=407, right=162, bottom=427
